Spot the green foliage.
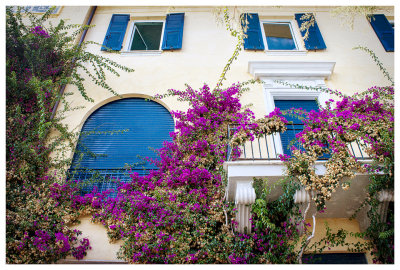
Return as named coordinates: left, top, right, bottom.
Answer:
left=6, top=6, right=134, bottom=263
left=353, top=46, right=394, bottom=86
left=250, top=177, right=302, bottom=263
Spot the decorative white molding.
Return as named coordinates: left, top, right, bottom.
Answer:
left=377, top=189, right=394, bottom=222
left=121, top=51, right=162, bottom=56
left=235, top=181, right=256, bottom=233
left=223, top=159, right=373, bottom=202
left=248, top=61, right=336, bottom=80
left=293, top=188, right=311, bottom=204
left=235, top=181, right=256, bottom=205
left=250, top=61, right=336, bottom=155
left=263, top=50, right=307, bottom=56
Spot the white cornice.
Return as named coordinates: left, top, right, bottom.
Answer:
left=248, top=61, right=336, bottom=80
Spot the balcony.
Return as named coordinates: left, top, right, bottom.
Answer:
left=223, top=125, right=378, bottom=233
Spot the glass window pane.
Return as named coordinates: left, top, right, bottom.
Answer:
left=263, top=23, right=296, bottom=50
left=131, top=22, right=163, bottom=50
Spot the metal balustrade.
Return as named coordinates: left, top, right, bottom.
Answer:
left=226, top=125, right=371, bottom=161
left=68, top=168, right=151, bottom=197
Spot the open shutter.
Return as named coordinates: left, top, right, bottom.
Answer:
left=101, top=14, right=130, bottom=51
left=162, top=13, right=185, bottom=50
left=368, top=14, right=394, bottom=52
left=295, top=13, right=326, bottom=50
left=242, top=13, right=265, bottom=50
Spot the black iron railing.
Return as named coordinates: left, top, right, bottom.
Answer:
left=226, top=125, right=371, bottom=161
left=67, top=168, right=151, bottom=197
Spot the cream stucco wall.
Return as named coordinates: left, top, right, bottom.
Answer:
left=52, top=6, right=394, bottom=263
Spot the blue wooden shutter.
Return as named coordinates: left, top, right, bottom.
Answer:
left=101, top=14, right=130, bottom=51
left=162, top=13, right=185, bottom=50
left=242, top=13, right=265, bottom=50
left=274, top=100, right=319, bottom=156
left=368, top=14, right=394, bottom=52
left=303, top=253, right=367, bottom=264
left=295, top=13, right=326, bottom=50
left=71, top=98, right=174, bottom=170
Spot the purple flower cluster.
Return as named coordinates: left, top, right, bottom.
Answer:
left=31, top=26, right=50, bottom=38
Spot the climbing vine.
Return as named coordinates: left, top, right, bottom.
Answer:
left=6, top=6, right=393, bottom=264
left=6, top=7, right=133, bottom=263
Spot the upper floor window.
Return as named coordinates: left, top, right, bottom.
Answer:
left=101, top=13, right=184, bottom=52
left=262, top=21, right=298, bottom=50
left=242, top=13, right=326, bottom=52
left=129, top=21, right=164, bottom=51
left=11, top=6, right=61, bottom=15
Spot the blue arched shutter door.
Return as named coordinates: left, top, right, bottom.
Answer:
left=368, top=14, right=394, bottom=52
left=101, top=14, right=130, bottom=51
left=242, top=13, right=265, bottom=50
left=274, top=100, right=320, bottom=156
left=70, top=98, right=174, bottom=176
left=162, top=13, right=185, bottom=50
left=295, top=13, right=326, bottom=50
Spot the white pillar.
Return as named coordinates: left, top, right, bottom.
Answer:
left=377, top=189, right=394, bottom=222
left=235, top=181, right=256, bottom=233
left=292, top=188, right=311, bottom=235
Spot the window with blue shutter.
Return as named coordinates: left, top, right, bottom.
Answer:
left=242, top=13, right=265, bottom=50
left=368, top=14, right=394, bottom=52
left=295, top=13, right=326, bottom=50
left=275, top=100, right=323, bottom=156
left=101, top=14, right=130, bottom=51
left=162, top=13, right=185, bottom=50
left=69, top=98, right=174, bottom=196
left=263, top=22, right=298, bottom=50
left=131, top=22, right=164, bottom=50
left=302, top=253, right=368, bottom=264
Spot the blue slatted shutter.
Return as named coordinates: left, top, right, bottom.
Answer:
left=162, top=13, right=185, bottom=50
left=274, top=100, right=319, bottom=156
left=71, top=98, right=174, bottom=170
left=368, top=14, right=394, bottom=52
left=242, top=13, right=265, bottom=50
left=295, top=13, right=326, bottom=50
left=69, top=98, right=174, bottom=196
left=303, top=253, right=368, bottom=264
left=101, top=14, right=130, bottom=51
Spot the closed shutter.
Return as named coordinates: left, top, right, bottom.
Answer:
left=368, top=14, right=394, bottom=52
left=242, top=13, right=265, bottom=50
left=162, top=13, right=185, bottom=50
left=69, top=98, right=174, bottom=195
left=274, top=100, right=319, bottom=156
left=302, top=253, right=368, bottom=264
left=295, top=13, right=326, bottom=50
left=101, top=14, right=130, bottom=51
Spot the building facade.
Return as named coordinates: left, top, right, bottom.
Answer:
left=41, top=6, right=395, bottom=263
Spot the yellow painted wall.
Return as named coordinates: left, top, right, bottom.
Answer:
left=52, top=6, right=393, bottom=263
left=303, top=218, right=373, bottom=264
left=59, top=216, right=124, bottom=263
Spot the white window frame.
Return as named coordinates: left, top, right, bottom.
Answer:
left=263, top=79, right=330, bottom=155
left=123, top=20, right=165, bottom=55
left=248, top=61, right=335, bottom=155
left=260, top=20, right=307, bottom=55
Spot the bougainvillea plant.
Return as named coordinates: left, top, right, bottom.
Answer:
left=237, top=47, right=393, bottom=263
left=6, top=7, right=133, bottom=263
left=6, top=5, right=393, bottom=264
left=70, top=83, right=299, bottom=264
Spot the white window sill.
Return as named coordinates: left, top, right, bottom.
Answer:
left=264, top=50, right=307, bottom=56
left=121, top=50, right=162, bottom=56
